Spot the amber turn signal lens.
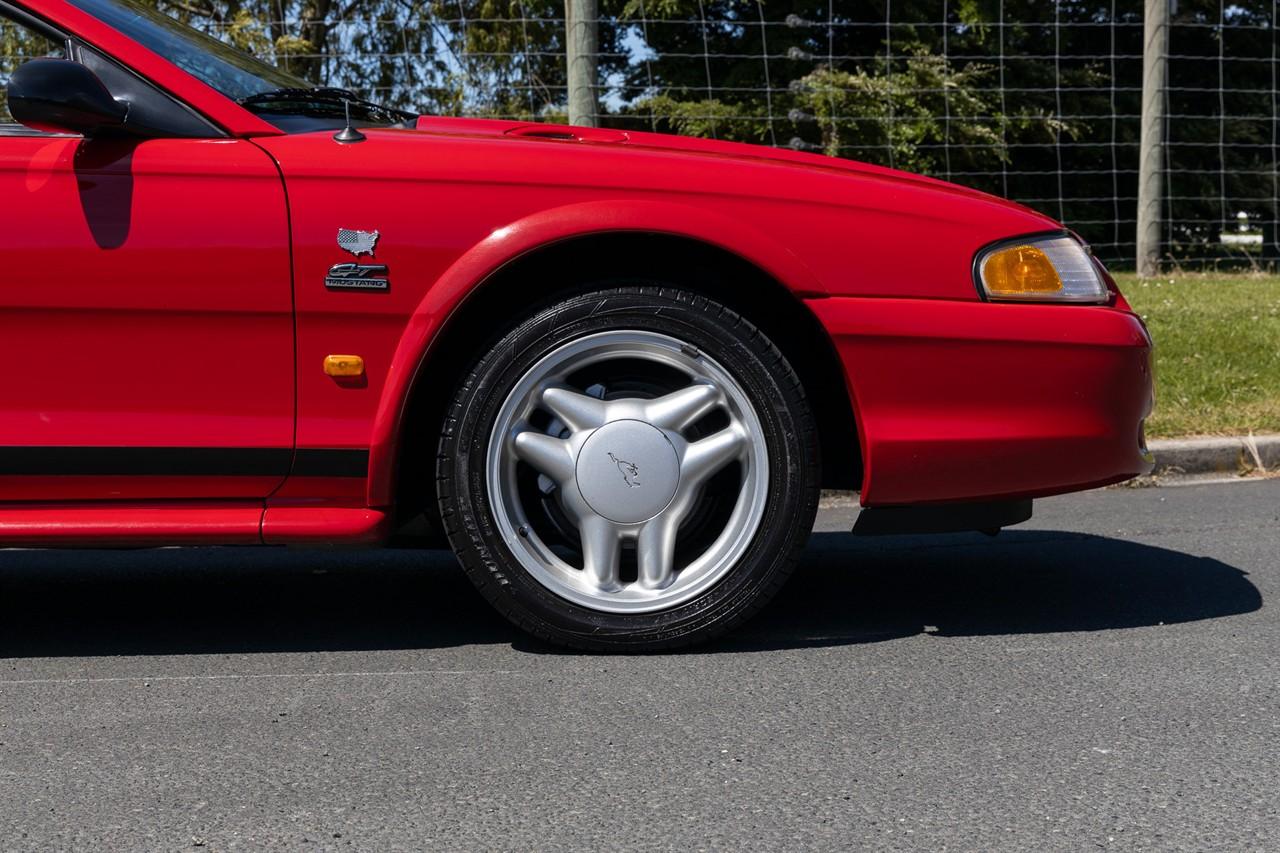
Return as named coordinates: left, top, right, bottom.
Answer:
left=981, top=245, right=1063, bottom=296
left=976, top=234, right=1108, bottom=303
left=323, top=354, right=365, bottom=377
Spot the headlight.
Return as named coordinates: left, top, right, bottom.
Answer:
left=974, top=233, right=1108, bottom=303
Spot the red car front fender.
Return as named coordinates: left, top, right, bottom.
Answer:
left=365, top=198, right=829, bottom=506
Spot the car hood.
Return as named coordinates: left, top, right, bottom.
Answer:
left=410, top=115, right=1037, bottom=214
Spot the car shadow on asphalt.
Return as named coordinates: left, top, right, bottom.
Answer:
left=0, top=529, right=1262, bottom=658
left=717, top=529, right=1263, bottom=653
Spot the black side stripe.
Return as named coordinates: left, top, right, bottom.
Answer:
left=0, top=448, right=368, bottom=478
left=292, top=449, right=370, bottom=478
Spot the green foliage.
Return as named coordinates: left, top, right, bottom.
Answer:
left=4, top=0, right=1277, bottom=267
left=636, top=94, right=769, bottom=143
left=437, top=0, right=564, bottom=118
left=1120, top=274, right=1280, bottom=437
left=132, top=0, right=568, bottom=116
left=634, top=44, right=1083, bottom=178
left=221, top=9, right=272, bottom=53
left=798, top=51, right=1008, bottom=170
left=0, top=18, right=60, bottom=121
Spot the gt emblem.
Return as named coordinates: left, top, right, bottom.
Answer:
left=337, top=228, right=380, bottom=257
left=607, top=452, right=641, bottom=488
left=325, top=262, right=389, bottom=291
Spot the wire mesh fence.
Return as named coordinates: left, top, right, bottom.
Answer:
left=71, top=2, right=1280, bottom=269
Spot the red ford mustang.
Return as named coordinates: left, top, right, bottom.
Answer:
left=1, top=0, right=1154, bottom=649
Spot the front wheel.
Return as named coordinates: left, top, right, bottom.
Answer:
left=437, top=286, right=818, bottom=651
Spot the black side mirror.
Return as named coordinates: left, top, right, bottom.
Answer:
left=7, top=58, right=128, bottom=136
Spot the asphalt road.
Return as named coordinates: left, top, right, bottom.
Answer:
left=0, top=479, right=1277, bottom=851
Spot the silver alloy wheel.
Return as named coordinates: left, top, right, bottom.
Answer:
left=486, top=330, right=769, bottom=614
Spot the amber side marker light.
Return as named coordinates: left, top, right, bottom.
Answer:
left=324, top=354, right=365, bottom=377
left=976, top=234, right=1108, bottom=303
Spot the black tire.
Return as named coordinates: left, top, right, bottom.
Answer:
left=436, top=286, right=819, bottom=651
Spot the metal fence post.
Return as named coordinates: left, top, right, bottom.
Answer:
left=1136, top=0, right=1170, bottom=277
left=565, top=0, right=599, bottom=126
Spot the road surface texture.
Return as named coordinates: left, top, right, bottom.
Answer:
left=1, top=479, right=1277, bottom=851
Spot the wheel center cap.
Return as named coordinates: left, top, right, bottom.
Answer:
left=575, top=420, right=680, bottom=524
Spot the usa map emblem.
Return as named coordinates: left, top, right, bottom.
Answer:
left=337, top=228, right=380, bottom=257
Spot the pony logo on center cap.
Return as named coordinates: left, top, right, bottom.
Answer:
left=608, top=452, right=641, bottom=488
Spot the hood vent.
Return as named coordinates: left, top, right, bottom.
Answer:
left=505, top=124, right=629, bottom=145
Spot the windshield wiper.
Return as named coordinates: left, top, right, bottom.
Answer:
left=238, top=87, right=416, bottom=124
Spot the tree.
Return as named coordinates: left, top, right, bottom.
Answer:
left=4, top=0, right=1275, bottom=266
left=139, top=0, right=568, bottom=116
left=0, top=17, right=62, bottom=120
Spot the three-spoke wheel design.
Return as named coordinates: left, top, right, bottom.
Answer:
left=487, top=331, right=769, bottom=613
left=438, top=287, right=816, bottom=650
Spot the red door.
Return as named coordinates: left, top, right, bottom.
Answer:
left=0, top=134, right=295, bottom=501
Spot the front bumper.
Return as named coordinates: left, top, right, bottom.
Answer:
left=808, top=297, right=1155, bottom=505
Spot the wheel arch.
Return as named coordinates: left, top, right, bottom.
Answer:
left=368, top=209, right=863, bottom=529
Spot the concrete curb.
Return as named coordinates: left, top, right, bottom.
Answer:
left=1148, top=434, right=1280, bottom=477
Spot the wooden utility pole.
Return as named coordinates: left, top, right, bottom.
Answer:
left=1136, top=0, right=1170, bottom=277
left=565, top=0, right=599, bottom=126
